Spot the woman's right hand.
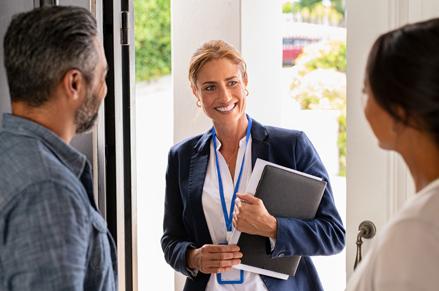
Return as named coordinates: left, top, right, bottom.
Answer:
left=187, top=244, right=243, bottom=274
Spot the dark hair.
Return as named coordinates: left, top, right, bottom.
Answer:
left=366, top=17, right=439, bottom=145
left=3, top=6, right=98, bottom=107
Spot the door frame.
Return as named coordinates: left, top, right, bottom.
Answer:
left=344, top=0, right=439, bottom=279
left=102, top=0, right=137, bottom=290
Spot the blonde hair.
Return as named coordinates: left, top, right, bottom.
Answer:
left=188, top=40, right=247, bottom=87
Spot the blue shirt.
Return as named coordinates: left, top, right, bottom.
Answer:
left=0, top=114, right=117, bottom=291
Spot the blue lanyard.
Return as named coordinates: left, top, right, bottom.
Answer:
left=211, top=117, right=252, bottom=232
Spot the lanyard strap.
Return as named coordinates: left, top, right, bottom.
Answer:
left=211, top=117, right=252, bottom=232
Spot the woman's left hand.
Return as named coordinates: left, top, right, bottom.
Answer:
left=233, top=193, right=277, bottom=239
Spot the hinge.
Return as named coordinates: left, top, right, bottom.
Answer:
left=34, top=0, right=59, bottom=7
left=121, top=11, right=129, bottom=46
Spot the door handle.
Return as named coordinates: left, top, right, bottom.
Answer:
left=354, top=220, right=376, bottom=270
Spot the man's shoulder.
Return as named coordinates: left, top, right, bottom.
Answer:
left=0, top=132, right=82, bottom=209
left=0, top=131, right=74, bottom=180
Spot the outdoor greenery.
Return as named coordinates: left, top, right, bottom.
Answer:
left=282, top=0, right=345, bottom=26
left=282, top=1, right=293, bottom=13
left=338, top=113, right=346, bottom=176
left=290, top=39, right=347, bottom=176
left=302, top=40, right=346, bottom=72
left=134, top=0, right=171, bottom=81
left=294, top=0, right=344, bottom=15
left=290, top=40, right=346, bottom=107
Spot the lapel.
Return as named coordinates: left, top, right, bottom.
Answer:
left=250, top=118, right=270, bottom=168
left=188, top=129, right=213, bottom=244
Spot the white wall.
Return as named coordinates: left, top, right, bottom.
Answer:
left=172, top=0, right=241, bottom=143
left=241, top=0, right=283, bottom=127
left=135, top=78, right=173, bottom=291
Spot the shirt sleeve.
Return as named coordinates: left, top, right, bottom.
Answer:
left=1, top=181, right=90, bottom=291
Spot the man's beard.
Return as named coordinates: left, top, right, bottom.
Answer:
left=75, top=88, right=101, bottom=134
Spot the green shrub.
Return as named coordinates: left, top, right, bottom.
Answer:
left=284, top=0, right=345, bottom=26
left=134, top=0, right=171, bottom=81
left=291, top=40, right=346, bottom=110
left=337, top=112, right=346, bottom=176
left=303, top=40, right=346, bottom=73
left=282, top=1, right=293, bottom=13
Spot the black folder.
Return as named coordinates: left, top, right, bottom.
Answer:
left=237, top=164, right=326, bottom=277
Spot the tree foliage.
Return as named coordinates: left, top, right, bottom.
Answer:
left=337, top=113, right=346, bottom=176
left=294, top=0, right=344, bottom=15
left=302, top=39, right=346, bottom=72
left=283, top=0, right=345, bottom=26
left=134, top=0, right=171, bottom=81
left=282, top=1, right=293, bottom=13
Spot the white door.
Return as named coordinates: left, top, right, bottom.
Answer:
left=346, top=0, right=439, bottom=280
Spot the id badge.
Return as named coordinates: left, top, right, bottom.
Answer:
left=216, top=239, right=244, bottom=285
left=216, top=269, right=244, bottom=285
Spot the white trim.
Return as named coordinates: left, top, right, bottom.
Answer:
left=239, top=0, right=242, bottom=51
left=112, top=0, right=126, bottom=289
left=386, top=0, right=414, bottom=219
left=128, top=0, right=138, bottom=289
left=408, top=0, right=423, bottom=22
left=387, top=153, right=397, bottom=219
left=388, top=0, right=409, bottom=29
left=240, top=0, right=283, bottom=126
left=387, top=152, right=413, bottom=218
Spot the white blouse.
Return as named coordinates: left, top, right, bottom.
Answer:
left=202, top=135, right=269, bottom=291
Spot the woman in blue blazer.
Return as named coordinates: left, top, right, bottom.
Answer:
left=161, top=40, right=345, bottom=291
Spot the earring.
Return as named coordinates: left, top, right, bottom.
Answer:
left=244, top=88, right=249, bottom=96
left=196, top=100, right=202, bottom=107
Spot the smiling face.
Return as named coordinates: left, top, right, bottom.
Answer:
left=192, top=58, right=248, bottom=129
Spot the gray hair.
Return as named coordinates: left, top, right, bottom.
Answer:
left=3, top=6, right=98, bottom=107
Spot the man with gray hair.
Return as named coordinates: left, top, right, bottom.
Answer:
left=0, top=6, right=116, bottom=290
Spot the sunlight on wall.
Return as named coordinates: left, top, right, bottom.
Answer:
left=136, top=77, right=174, bottom=291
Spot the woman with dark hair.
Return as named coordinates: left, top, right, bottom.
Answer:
left=347, top=18, right=439, bottom=291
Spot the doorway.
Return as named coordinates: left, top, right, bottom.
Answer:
left=133, top=0, right=174, bottom=290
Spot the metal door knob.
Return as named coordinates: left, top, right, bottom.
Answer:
left=354, top=220, right=376, bottom=270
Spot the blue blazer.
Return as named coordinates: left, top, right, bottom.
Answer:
left=161, top=118, right=345, bottom=291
